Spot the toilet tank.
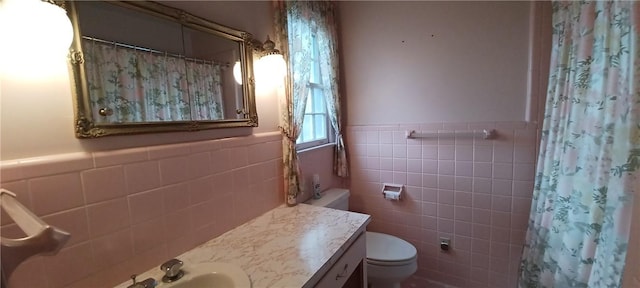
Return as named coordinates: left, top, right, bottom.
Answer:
left=304, top=188, right=350, bottom=211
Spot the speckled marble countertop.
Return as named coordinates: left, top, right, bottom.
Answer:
left=115, top=204, right=370, bottom=288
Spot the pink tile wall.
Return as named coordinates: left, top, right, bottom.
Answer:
left=297, top=144, right=347, bottom=203
left=347, top=121, right=538, bottom=288
left=0, top=132, right=284, bottom=288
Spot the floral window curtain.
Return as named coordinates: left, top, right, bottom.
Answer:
left=274, top=1, right=312, bottom=206
left=186, top=60, right=224, bottom=120
left=315, top=2, right=348, bottom=177
left=519, top=1, right=639, bottom=288
left=83, top=39, right=191, bottom=122
left=274, top=0, right=347, bottom=205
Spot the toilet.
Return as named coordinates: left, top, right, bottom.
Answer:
left=305, top=188, right=417, bottom=288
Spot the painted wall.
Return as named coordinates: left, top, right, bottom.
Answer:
left=0, top=1, right=279, bottom=161
left=623, top=191, right=640, bottom=287
left=340, top=1, right=531, bottom=125
left=339, top=1, right=544, bottom=287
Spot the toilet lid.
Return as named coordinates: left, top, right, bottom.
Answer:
left=366, top=232, right=417, bottom=262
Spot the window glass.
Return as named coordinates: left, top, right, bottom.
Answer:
left=296, top=33, right=332, bottom=150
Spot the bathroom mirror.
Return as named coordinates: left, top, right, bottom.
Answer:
left=65, top=0, right=258, bottom=138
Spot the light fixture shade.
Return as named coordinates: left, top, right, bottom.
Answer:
left=250, top=35, right=287, bottom=86
left=0, top=0, right=73, bottom=77
left=41, top=1, right=74, bottom=55
left=232, top=61, right=242, bottom=85
left=257, top=53, right=286, bottom=84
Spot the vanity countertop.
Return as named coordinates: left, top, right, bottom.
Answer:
left=115, top=204, right=370, bottom=288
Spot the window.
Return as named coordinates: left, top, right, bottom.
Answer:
left=296, top=33, right=332, bottom=150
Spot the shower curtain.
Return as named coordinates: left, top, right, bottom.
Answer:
left=519, top=1, right=639, bottom=287
left=83, top=39, right=225, bottom=123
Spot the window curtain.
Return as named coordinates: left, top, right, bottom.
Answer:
left=186, top=60, right=225, bottom=120
left=519, top=1, right=639, bottom=288
left=274, top=0, right=348, bottom=205
left=274, top=0, right=310, bottom=206
left=315, top=2, right=349, bottom=177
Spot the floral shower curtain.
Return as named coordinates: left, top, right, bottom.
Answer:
left=83, top=39, right=225, bottom=123
left=185, top=60, right=224, bottom=120
left=519, top=1, right=639, bottom=288
left=274, top=0, right=347, bottom=205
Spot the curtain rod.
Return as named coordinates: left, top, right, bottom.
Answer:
left=81, top=35, right=231, bottom=67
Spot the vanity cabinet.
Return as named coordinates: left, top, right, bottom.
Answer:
left=314, top=232, right=367, bottom=288
left=114, top=204, right=371, bottom=288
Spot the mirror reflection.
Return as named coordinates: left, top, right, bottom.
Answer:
left=67, top=1, right=257, bottom=138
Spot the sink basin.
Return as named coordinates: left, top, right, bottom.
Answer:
left=162, top=262, right=251, bottom=288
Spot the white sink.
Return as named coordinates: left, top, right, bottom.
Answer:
left=162, top=262, right=251, bottom=288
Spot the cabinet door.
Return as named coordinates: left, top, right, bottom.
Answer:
left=315, top=232, right=366, bottom=288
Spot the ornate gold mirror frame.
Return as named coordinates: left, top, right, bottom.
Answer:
left=65, top=1, right=258, bottom=138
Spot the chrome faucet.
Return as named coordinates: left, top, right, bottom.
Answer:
left=127, top=274, right=156, bottom=288
left=160, top=258, right=185, bottom=283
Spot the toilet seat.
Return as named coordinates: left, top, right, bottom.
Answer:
left=366, top=232, right=417, bottom=267
left=367, top=257, right=416, bottom=267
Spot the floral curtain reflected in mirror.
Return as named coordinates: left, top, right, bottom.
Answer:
left=83, top=38, right=225, bottom=123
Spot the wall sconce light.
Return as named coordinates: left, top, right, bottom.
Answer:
left=0, top=0, right=74, bottom=77
left=232, top=61, right=242, bottom=85
left=252, top=36, right=287, bottom=86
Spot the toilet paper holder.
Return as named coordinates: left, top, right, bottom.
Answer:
left=382, top=183, right=404, bottom=200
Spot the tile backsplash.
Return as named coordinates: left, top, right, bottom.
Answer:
left=347, top=121, right=538, bottom=288
left=0, top=132, right=283, bottom=288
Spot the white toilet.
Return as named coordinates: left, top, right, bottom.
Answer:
left=305, top=188, right=417, bottom=288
